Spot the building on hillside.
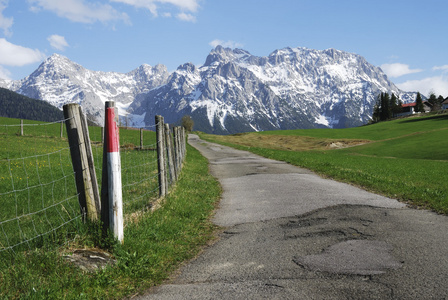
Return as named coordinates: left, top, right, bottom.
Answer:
left=442, top=98, right=448, bottom=110
left=397, top=101, right=432, bottom=117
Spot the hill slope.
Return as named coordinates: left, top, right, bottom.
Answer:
left=0, top=87, right=63, bottom=122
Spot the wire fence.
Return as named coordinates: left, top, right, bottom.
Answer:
left=0, top=118, right=81, bottom=255
left=0, top=109, right=186, bottom=256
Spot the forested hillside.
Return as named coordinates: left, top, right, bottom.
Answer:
left=0, top=87, right=63, bottom=122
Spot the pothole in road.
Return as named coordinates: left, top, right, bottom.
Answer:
left=281, top=218, right=328, bottom=228
left=293, top=240, right=402, bottom=275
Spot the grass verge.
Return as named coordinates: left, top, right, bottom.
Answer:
left=0, top=144, right=221, bottom=299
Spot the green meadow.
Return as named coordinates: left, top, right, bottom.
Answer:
left=200, top=113, right=448, bottom=214
left=0, top=117, right=221, bottom=299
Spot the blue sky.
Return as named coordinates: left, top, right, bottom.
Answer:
left=0, top=0, right=447, bottom=96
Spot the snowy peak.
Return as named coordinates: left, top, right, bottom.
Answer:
left=204, top=45, right=252, bottom=66
left=23, top=54, right=84, bottom=83
left=128, top=63, right=168, bottom=82
left=9, top=54, right=170, bottom=123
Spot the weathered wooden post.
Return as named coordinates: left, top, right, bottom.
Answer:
left=177, top=127, right=182, bottom=169
left=20, top=120, right=23, bottom=136
left=172, top=126, right=179, bottom=175
left=181, top=127, right=186, bottom=162
left=155, top=115, right=167, bottom=197
left=164, top=123, right=176, bottom=184
left=60, top=121, right=64, bottom=138
left=140, top=128, right=143, bottom=150
left=63, top=103, right=100, bottom=222
left=100, top=101, right=124, bottom=243
left=80, top=110, right=101, bottom=217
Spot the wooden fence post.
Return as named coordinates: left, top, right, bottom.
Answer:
left=63, top=103, right=100, bottom=222
left=100, top=101, right=124, bottom=243
left=172, top=127, right=179, bottom=175
left=79, top=107, right=101, bottom=218
left=60, top=121, right=64, bottom=138
left=20, top=120, right=23, bottom=136
left=181, top=127, right=186, bottom=161
left=140, top=128, right=143, bottom=150
left=164, top=123, right=176, bottom=184
left=155, top=115, right=167, bottom=197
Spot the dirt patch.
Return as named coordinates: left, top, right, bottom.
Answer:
left=63, top=248, right=116, bottom=272
left=207, top=133, right=369, bottom=152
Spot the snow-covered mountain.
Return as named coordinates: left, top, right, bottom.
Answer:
left=2, top=54, right=170, bottom=123
left=1, top=47, right=416, bottom=133
left=130, top=46, right=415, bottom=133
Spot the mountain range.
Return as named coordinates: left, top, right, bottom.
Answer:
left=0, top=46, right=416, bottom=134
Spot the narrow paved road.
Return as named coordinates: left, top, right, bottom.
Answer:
left=138, top=135, right=448, bottom=299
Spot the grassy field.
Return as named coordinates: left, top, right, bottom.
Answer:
left=0, top=144, right=221, bottom=299
left=200, top=113, right=448, bottom=214
left=0, top=117, right=160, bottom=254
left=0, top=117, right=221, bottom=299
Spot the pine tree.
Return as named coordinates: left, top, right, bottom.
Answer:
left=372, top=94, right=381, bottom=123
left=380, top=92, right=391, bottom=120
left=428, top=93, right=437, bottom=106
left=390, top=93, right=399, bottom=117
left=435, top=95, right=444, bottom=111
left=415, top=92, right=424, bottom=113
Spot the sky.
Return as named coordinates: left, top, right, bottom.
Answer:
left=0, top=0, right=447, bottom=97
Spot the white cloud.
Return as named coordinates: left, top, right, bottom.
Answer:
left=432, top=65, right=448, bottom=71
left=380, top=63, right=423, bottom=78
left=0, top=38, right=46, bottom=66
left=0, top=65, right=11, bottom=80
left=28, top=0, right=130, bottom=24
left=0, top=0, right=13, bottom=36
left=48, top=34, right=69, bottom=51
left=209, top=39, right=244, bottom=49
left=176, top=12, right=196, bottom=22
left=397, top=75, right=448, bottom=96
left=110, top=0, right=199, bottom=18
left=111, top=0, right=157, bottom=15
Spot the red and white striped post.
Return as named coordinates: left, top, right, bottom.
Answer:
left=102, top=102, right=124, bottom=243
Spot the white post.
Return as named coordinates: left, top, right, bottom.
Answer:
left=105, top=106, right=124, bottom=243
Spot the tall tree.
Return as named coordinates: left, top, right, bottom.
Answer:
left=181, top=115, right=194, bottom=132
left=428, top=93, right=437, bottom=106
left=435, top=95, right=445, bottom=111
left=380, top=92, right=391, bottom=120
left=415, top=92, right=424, bottom=113
left=372, top=93, right=381, bottom=122
left=390, top=93, right=400, bottom=117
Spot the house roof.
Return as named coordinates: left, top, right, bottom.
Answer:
left=443, top=99, right=448, bottom=104
left=402, top=102, right=416, bottom=107
left=401, top=101, right=431, bottom=107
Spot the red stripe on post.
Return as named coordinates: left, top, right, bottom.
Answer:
left=106, top=107, right=119, bottom=153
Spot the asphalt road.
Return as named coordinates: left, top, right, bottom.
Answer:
left=137, top=134, right=448, bottom=299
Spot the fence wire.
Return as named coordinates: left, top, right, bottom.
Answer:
left=0, top=117, right=184, bottom=255
left=0, top=119, right=82, bottom=255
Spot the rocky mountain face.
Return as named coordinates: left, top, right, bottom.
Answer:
left=1, top=54, right=170, bottom=123
left=130, top=46, right=415, bottom=133
left=1, top=47, right=415, bottom=133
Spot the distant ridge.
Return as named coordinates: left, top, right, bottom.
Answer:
left=0, top=87, right=63, bottom=122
